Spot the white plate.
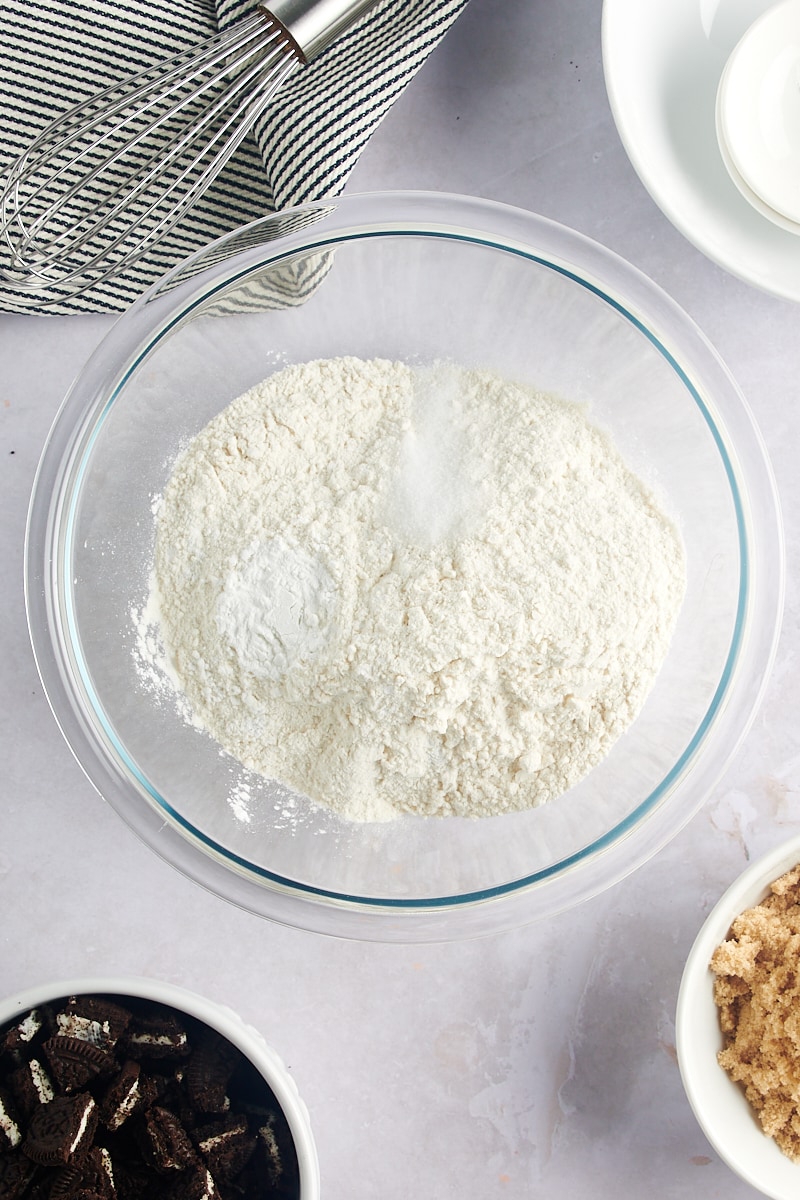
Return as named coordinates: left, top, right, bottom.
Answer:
left=602, top=0, right=800, bottom=301
left=716, top=73, right=800, bottom=234
left=676, top=835, right=800, bottom=1199
left=717, top=0, right=800, bottom=226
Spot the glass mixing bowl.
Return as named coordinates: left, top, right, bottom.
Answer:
left=25, top=191, right=783, bottom=941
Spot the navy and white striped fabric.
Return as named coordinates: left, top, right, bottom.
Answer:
left=0, top=0, right=468, bottom=313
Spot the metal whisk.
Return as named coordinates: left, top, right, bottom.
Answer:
left=0, top=0, right=378, bottom=300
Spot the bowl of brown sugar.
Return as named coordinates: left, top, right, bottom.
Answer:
left=677, top=833, right=800, bottom=1199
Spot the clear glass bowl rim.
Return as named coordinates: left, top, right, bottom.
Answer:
left=24, top=190, right=785, bottom=941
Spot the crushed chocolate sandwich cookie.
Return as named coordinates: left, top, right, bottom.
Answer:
left=47, top=1144, right=115, bottom=1198
left=187, top=1033, right=239, bottom=1114
left=0, top=1083, right=23, bottom=1149
left=0, top=1151, right=36, bottom=1198
left=43, top=1037, right=115, bottom=1094
left=125, top=1008, right=189, bottom=1060
left=98, top=1060, right=152, bottom=1133
left=0, top=994, right=299, bottom=1199
left=11, top=1058, right=56, bottom=1116
left=23, top=1093, right=99, bottom=1165
left=194, top=1115, right=255, bottom=1181
left=142, top=1105, right=197, bottom=1172
left=2, top=1010, right=47, bottom=1056
left=55, top=998, right=131, bottom=1052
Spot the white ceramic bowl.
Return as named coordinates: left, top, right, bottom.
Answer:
left=676, top=834, right=800, bottom=1199
left=602, top=0, right=800, bottom=299
left=716, top=0, right=800, bottom=232
left=714, top=0, right=800, bottom=232
left=0, top=975, right=319, bottom=1200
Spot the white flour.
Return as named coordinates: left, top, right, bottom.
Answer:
left=145, top=357, right=685, bottom=822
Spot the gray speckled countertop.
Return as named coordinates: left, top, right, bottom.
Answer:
left=1, top=1, right=798, bottom=1195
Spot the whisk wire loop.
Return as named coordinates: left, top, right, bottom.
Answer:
left=0, top=10, right=300, bottom=292
left=3, top=12, right=275, bottom=209
left=9, top=31, right=295, bottom=278
left=0, top=0, right=381, bottom=300
left=66, top=52, right=299, bottom=285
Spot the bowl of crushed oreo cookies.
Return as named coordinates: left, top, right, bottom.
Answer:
left=0, top=977, right=318, bottom=1200
left=25, top=191, right=785, bottom=941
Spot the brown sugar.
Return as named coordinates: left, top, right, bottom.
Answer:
left=711, top=862, right=800, bottom=1160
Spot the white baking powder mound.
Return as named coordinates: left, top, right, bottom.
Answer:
left=142, top=356, right=686, bottom=822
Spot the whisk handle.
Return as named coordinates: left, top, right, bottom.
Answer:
left=262, top=0, right=379, bottom=62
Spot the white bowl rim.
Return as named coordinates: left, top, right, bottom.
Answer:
left=0, top=974, right=320, bottom=1200
left=602, top=0, right=800, bottom=300
left=715, top=0, right=800, bottom=228
left=715, top=54, right=800, bottom=236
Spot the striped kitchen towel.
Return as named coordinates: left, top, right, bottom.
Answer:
left=0, top=0, right=469, bottom=314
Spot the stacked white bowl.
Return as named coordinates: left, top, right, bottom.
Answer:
left=716, top=0, right=800, bottom=233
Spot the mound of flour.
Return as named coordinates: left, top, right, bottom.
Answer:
left=145, top=356, right=685, bottom=822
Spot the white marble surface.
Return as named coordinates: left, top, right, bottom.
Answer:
left=1, top=0, right=799, bottom=1195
